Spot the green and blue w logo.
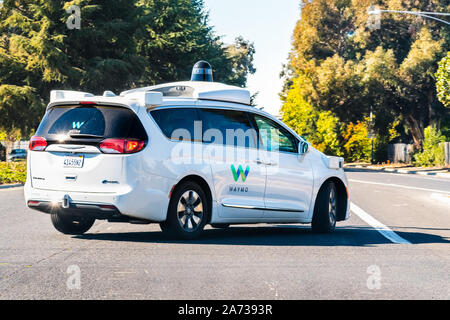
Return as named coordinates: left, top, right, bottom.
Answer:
left=231, top=165, right=250, bottom=182
left=72, top=121, right=85, bottom=129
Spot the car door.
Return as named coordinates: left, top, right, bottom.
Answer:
left=199, top=108, right=266, bottom=219
left=251, top=114, right=314, bottom=219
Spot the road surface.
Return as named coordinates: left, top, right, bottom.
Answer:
left=0, top=170, right=449, bottom=299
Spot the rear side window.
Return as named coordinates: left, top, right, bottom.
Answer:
left=199, top=109, right=257, bottom=148
left=150, top=108, right=201, bottom=142
left=36, top=105, right=147, bottom=142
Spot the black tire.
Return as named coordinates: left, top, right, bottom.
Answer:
left=311, top=181, right=337, bottom=233
left=51, top=213, right=95, bottom=235
left=210, top=223, right=230, bottom=229
left=160, top=181, right=210, bottom=240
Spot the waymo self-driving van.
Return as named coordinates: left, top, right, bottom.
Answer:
left=25, top=61, right=350, bottom=239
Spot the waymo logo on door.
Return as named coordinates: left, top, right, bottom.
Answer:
left=231, top=165, right=250, bottom=182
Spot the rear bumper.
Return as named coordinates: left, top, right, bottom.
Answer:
left=27, top=200, right=121, bottom=220
left=24, top=174, right=173, bottom=222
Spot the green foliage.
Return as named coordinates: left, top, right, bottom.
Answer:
left=63, top=0, right=145, bottom=93
left=342, top=121, right=371, bottom=162
left=134, top=0, right=255, bottom=87
left=0, top=161, right=27, bottom=184
left=413, top=126, right=446, bottom=167
left=284, top=0, right=449, bottom=151
left=0, top=85, right=43, bottom=138
left=436, top=51, right=450, bottom=108
left=281, top=78, right=343, bottom=157
left=315, top=111, right=343, bottom=157
left=0, top=0, right=256, bottom=147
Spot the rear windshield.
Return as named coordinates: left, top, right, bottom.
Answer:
left=36, top=105, right=147, bottom=143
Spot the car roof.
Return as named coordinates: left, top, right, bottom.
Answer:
left=120, top=81, right=251, bottom=106
left=47, top=81, right=251, bottom=113
left=45, top=82, right=305, bottom=142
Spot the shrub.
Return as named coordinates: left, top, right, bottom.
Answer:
left=0, top=162, right=27, bottom=184
left=413, top=126, right=446, bottom=167
left=342, top=121, right=371, bottom=162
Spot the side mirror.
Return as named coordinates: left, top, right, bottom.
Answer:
left=299, top=140, right=309, bottom=155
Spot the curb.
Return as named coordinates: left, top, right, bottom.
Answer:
left=0, top=183, right=24, bottom=190
left=344, top=166, right=450, bottom=179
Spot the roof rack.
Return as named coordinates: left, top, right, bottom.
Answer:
left=49, top=90, right=163, bottom=109
left=120, top=81, right=251, bottom=106
left=50, top=90, right=94, bottom=102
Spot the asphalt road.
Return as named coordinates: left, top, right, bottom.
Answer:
left=0, top=171, right=449, bottom=300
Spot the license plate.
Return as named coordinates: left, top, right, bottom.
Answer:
left=63, top=155, right=84, bottom=168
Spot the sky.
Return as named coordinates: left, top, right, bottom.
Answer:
left=202, top=0, right=301, bottom=115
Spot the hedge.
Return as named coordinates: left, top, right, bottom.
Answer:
left=0, top=161, right=27, bottom=184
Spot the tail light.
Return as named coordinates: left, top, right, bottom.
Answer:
left=29, top=136, right=47, bottom=151
left=99, top=139, right=145, bottom=154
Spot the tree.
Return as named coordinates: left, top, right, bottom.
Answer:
left=0, top=0, right=256, bottom=158
left=413, top=125, right=446, bottom=166
left=135, top=0, right=255, bottom=87
left=0, top=85, right=43, bottom=159
left=281, top=78, right=344, bottom=157
left=283, top=0, right=449, bottom=151
left=63, top=0, right=145, bottom=93
left=436, top=51, right=450, bottom=108
left=436, top=51, right=450, bottom=138
left=342, top=121, right=371, bottom=162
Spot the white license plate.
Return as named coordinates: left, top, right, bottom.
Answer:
left=63, top=155, right=84, bottom=168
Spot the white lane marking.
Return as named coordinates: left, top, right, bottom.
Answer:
left=350, top=202, right=411, bottom=244
left=349, top=179, right=450, bottom=194
left=348, top=170, right=450, bottom=182
left=430, top=193, right=450, bottom=207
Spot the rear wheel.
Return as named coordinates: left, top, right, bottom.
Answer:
left=51, top=213, right=95, bottom=235
left=160, top=181, right=209, bottom=239
left=311, top=181, right=337, bottom=233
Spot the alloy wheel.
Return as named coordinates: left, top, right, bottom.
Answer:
left=177, top=190, right=204, bottom=232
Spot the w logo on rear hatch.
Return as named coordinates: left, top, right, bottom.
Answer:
left=72, top=121, right=84, bottom=129
left=231, top=165, right=250, bottom=182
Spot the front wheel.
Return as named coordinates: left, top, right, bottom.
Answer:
left=51, top=213, right=95, bottom=235
left=311, top=181, right=337, bottom=233
left=160, top=181, right=209, bottom=239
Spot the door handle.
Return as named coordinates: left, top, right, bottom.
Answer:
left=254, top=159, right=277, bottom=166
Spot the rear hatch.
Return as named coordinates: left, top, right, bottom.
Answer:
left=29, top=104, right=148, bottom=193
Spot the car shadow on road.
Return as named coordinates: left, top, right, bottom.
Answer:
left=75, top=225, right=450, bottom=246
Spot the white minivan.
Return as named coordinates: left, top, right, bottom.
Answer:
left=24, top=78, right=350, bottom=239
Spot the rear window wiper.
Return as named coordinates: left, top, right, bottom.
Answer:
left=69, top=133, right=104, bottom=139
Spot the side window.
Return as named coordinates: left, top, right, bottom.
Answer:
left=150, top=108, right=201, bottom=142
left=199, top=108, right=257, bottom=148
left=252, top=114, right=298, bottom=153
